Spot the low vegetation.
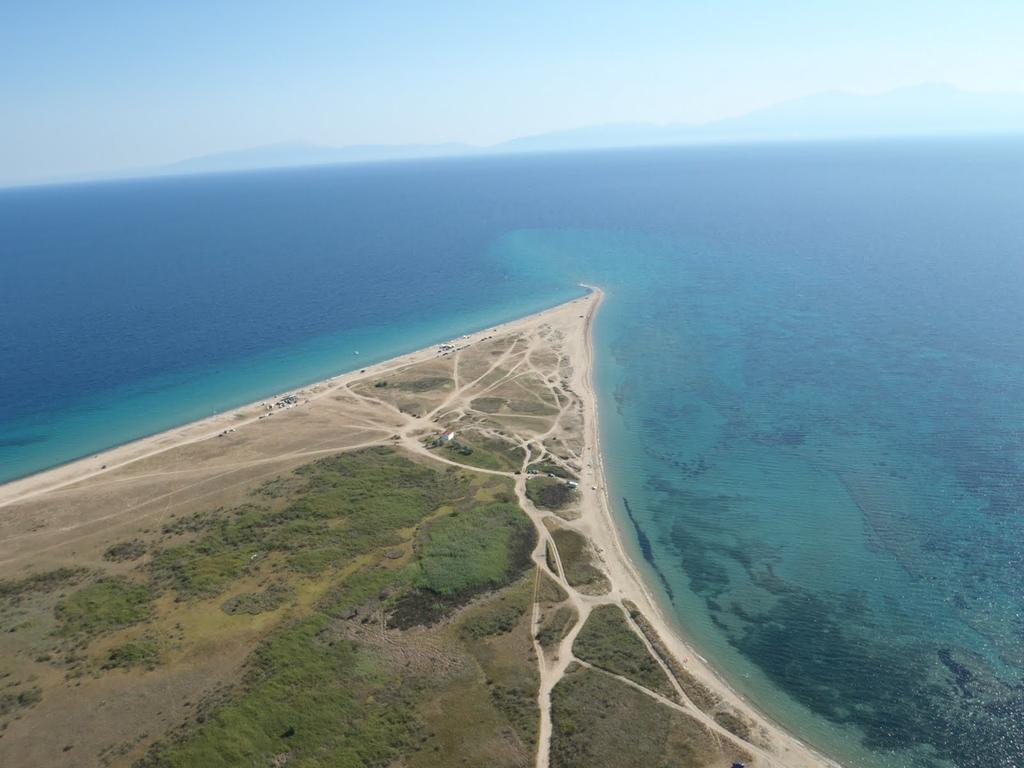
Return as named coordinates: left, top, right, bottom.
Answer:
left=572, top=604, right=675, bottom=699
left=221, top=583, right=294, bottom=615
left=623, top=601, right=755, bottom=740
left=438, top=432, right=526, bottom=472
left=457, top=577, right=541, bottom=750
left=389, top=376, right=451, bottom=393
left=102, top=637, right=162, bottom=671
left=545, top=539, right=560, bottom=577
left=549, top=527, right=610, bottom=595
left=150, top=448, right=467, bottom=598
left=0, top=567, right=88, bottom=604
left=135, top=448, right=539, bottom=767
left=550, top=664, right=748, bottom=768
left=56, top=577, right=154, bottom=637
left=0, top=685, right=43, bottom=733
left=413, top=502, right=533, bottom=597
left=537, top=605, right=578, bottom=649
left=103, top=539, right=147, bottom=562
left=526, top=476, right=576, bottom=511
left=537, top=572, right=568, bottom=604
left=460, top=576, right=532, bottom=639
left=469, top=396, right=506, bottom=413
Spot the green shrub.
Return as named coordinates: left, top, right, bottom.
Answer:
left=461, top=584, right=531, bottom=638
left=103, top=638, right=161, bottom=670
left=221, top=584, right=294, bottom=615
left=103, top=539, right=147, bottom=562
left=526, top=477, right=575, bottom=510
left=537, top=605, right=577, bottom=649
left=550, top=666, right=736, bottom=768
left=151, top=448, right=469, bottom=597
left=0, top=568, right=88, bottom=603
left=442, top=433, right=525, bottom=472
left=56, top=577, right=153, bottom=637
left=415, top=502, right=534, bottom=596
left=550, top=529, right=609, bottom=593
left=0, top=686, right=42, bottom=724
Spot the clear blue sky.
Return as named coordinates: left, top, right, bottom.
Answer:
left=2, top=1, right=1022, bottom=184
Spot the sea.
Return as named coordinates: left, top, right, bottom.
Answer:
left=2, top=138, right=1023, bottom=767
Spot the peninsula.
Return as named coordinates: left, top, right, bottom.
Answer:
left=0, top=289, right=835, bottom=767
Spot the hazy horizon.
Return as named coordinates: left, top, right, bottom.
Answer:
left=6, top=83, right=1024, bottom=189
left=4, top=1, right=1024, bottom=186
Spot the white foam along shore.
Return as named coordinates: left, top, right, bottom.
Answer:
left=0, top=286, right=840, bottom=767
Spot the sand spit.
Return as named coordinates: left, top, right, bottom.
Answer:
left=0, top=288, right=839, bottom=768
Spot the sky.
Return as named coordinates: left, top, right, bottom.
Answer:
left=2, top=0, right=1023, bottom=185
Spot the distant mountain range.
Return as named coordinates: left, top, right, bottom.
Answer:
left=165, top=141, right=476, bottom=175
left=497, top=83, right=1024, bottom=152
left=36, top=84, right=1024, bottom=184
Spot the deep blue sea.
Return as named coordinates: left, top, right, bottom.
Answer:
left=3, top=139, right=1023, bottom=767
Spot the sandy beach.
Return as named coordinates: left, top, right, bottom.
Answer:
left=569, top=288, right=839, bottom=768
left=0, top=288, right=839, bottom=767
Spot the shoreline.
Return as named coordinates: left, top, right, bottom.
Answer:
left=0, top=287, right=839, bottom=767
left=0, top=293, right=584, bottom=510
left=572, top=286, right=839, bottom=768
left=0, top=289, right=589, bottom=489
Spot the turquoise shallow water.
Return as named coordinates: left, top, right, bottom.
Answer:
left=498, top=220, right=1024, bottom=768
left=0, top=287, right=583, bottom=481
left=3, top=140, right=1024, bottom=766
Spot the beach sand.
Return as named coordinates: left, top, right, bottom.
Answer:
left=0, top=288, right=839, bottom=767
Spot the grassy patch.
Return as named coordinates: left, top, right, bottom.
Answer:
left=545, top=540, right=560, bottom=577
left=414, top=502, right=534, bottom=596
left=151, top=448, right=469, bottom=598
left=623, top=601, right=740, bottom=723
left=151, top=544, right=255, bottom=599
left=526, top=476, right=576, bottom=510
left=572, top=604, right=675, bottom=699
left=55, top=577, right=153, bottom=637
left=623, top=606, right=703, bottom=693
left=400, top=578, right=539, bottom=767
left=439, top=432, right=525, bottom=472
left=549, top=528, right=609, bottom=595
left=391, top=498, right=535, bottom=628
left=459, top=577, right=540, bottom=750
left=714, top=709, right=753, bottom=741
left=538, top=571, right=568, bottom=603
left=491, top=392, right=559, bottom=417
left=460, top=576, right=532, bottom=639
left=137, top=448, right=539, bottom=767
left=537, top=605, right=577, bottom=649
left=103, top=539, right=147, bottom=562
left=138, top=612, right=418, bottom=768
left=0, top=567, right=88, bottom=604
left=160, top=509, right=219, bottom=536
left=102, top=637, right=162, bottom=670
left=0, top=685, right=42, bottom=728
left=221, top=583, right=295, bottom=615
left=470, top=396, right=506, bottom=413
left=391, top=376, right=452, bottom=392
left=550, top=665, right=747, bottom=768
